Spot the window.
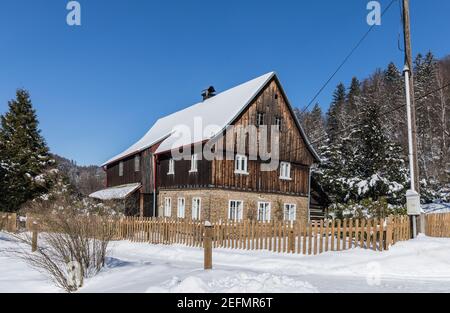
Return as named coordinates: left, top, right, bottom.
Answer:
left=284, top=204, right=296, bottom=222
left=177, top=198, right=185, bottom=219
left=190, top=154, right=198, bottom=172
left=119, top=161, right=124, bottom=177
left=192, top=197, right=201, bottom=220
left=280, top=162, right=291, bottom=180
left=256, top=112, right=265, bottom=127
left=168, top=158, right=175, bottom=175
left=275, top=117, right=282, bottom=129
left=235, top=155, right=248, bottom=174
left=164, top=198, right=172, bottom=217
left=228, top=200, right=243, bottom=221
left=257, top=202, right=271, bottom=222
left=134, top=155, right=140, bottom=172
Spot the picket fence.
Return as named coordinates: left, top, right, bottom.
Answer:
left=97, top=215, right=411, bottom=255
left=0, top=213, right=17, bottom=233
left=425, top=213, right=450, bottom=238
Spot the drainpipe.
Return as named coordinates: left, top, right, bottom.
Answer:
left=307, top=166, right=312, bottom=222
left=152, top=154, right=157, bottom=217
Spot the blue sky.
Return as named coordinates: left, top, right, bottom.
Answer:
left=1, top=0, right=449, bottom=165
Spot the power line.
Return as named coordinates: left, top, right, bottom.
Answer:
left=301, top=0, right=398, bottom=114
left=293, top=81, right=450, bottom=154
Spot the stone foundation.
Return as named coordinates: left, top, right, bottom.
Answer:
left=157, top=189, right=309, bottom=223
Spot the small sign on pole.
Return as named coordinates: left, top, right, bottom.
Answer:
left=406, top=190, right=421, bottom=216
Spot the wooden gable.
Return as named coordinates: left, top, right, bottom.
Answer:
left=210, top=76, right=316, bottom=195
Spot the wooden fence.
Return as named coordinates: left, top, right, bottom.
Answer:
left=0, top=213, right=17, bottom=233
left=98, top=215, right=410, bottom=255
left=425, top=213, right=450, bottom=238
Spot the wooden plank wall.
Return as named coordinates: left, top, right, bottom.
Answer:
left=157, top=155, right=212, bottom=189
left=210, top=79, right=314, bottom=195
left=141, top=149, right=154, bottom=193
left=106, top=154, right=142, bottom=187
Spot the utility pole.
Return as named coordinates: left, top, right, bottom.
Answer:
left=402, top=0, right=421, bottom=238
left=402, top=0, right=420, bottom=193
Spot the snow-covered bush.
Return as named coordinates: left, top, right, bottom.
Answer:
left=10, top=195, right=120, bottom=292
left=328, top=197, right=406, bottom=220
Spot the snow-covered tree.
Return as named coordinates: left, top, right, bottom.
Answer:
left=297, top=103, right=327, bottom=150
left=0, top=89, right=54, bottom=212
left=327, top=83, right=347, bottom=143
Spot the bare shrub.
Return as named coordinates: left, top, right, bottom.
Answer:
left=7, top=195, right=119, bottom=292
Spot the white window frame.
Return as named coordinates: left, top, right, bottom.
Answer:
left=228, top=200, right=244, bottom=222
left=192, top=197, right=202, bottom=220
left=168, top=158, right=175, bottom=175
left=164, top=197, right=172, bottom=217
left=119, top=161, right=124, bottom=177
left=134, top=155, right=140, bottom=172
left=234, top=154, right=248, bottom=175
left=280, top=162, right=291, bottom=180
left=284, top=203, right=297, bottom=222
left=257, top=202, right=271, bottom=222
left=189, top=154, right=198, bottom=173
left=177, top=197, right=185, bottom=219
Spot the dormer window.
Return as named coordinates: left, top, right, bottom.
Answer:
left=190, top=154, right=198, bottom=173
left=119, top=161, right=124, bottom=177
left=235, top=154, right=248, bottom=175
left=168, top=158, right=175, bottom=175
left=256, top=112, right=265, bottom=127
left=280, top=162, right=291, bottom=180
left=134, top=155, right=140, bottom=172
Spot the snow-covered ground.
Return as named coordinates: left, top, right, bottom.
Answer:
left=1, top=232, right=450, bottom=293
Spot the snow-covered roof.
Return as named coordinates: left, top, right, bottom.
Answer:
left=102, top=72, right=320, bottom=166
left=89, top=183, right=141, bottom=201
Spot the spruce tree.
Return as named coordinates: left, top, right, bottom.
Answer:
left=327, top=83, right=347, bottom=143
left=352, top=80, right=408, bottom=205
left=346, top=77, right=361, bottom=118
left=0, top=89, right=53, bottom=212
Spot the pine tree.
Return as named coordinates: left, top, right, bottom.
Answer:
left=0, top=89, right=54, bottom=212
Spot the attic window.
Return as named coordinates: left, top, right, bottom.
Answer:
left=274, top=93, right=279, bottom=100
left=134, top=155, right=140, bottom=172
left=256, top=112, right=265, bottom=127
left=168, top=158, right=175, bottom=175
left=190, top=154, right=198, bottom=173
left=119, top=161, right=124, bottom=177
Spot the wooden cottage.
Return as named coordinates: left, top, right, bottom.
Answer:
left=90, top=72, right=324, bottom=223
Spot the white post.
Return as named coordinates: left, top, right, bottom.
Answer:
left=404, top=65, right=420, bottom=238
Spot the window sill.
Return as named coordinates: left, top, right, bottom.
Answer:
left=167, top=172, right=175, bottom=176
left=280, top=177, right=292, bottom=181
left=235, top=171, right=249, bottom=176
left=189, top=170, right=198, bottom=173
